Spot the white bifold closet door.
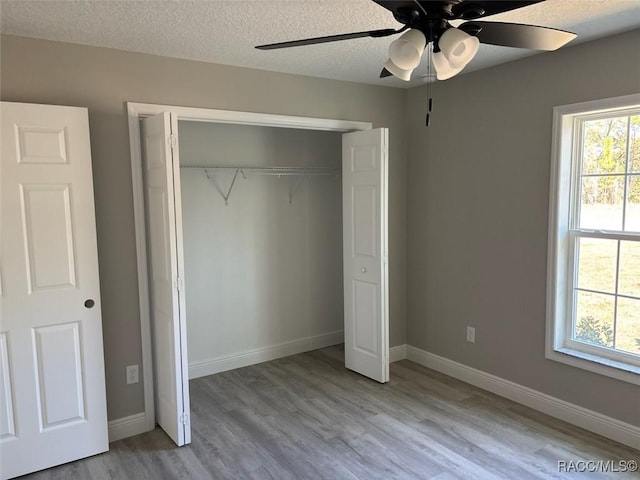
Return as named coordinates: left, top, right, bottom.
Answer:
left=0, top=102, right=108, bottom=479
left=140, top=112, right=190, bottom=446
left=342, top=128, right=389, bottom=384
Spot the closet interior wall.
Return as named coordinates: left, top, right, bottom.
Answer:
left=178, top=121, right=344, bottom=377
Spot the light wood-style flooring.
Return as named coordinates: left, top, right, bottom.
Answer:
left=24, top=345, right=639, bottom=479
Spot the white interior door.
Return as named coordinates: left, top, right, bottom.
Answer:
left=140, top=112, right=190, bottom=446
left=0, top=102, right=108, bottom=479
left=342, top=128, right=389, bottom=383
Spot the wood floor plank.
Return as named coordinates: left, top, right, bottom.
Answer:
left=20, top=345, right=639, bottom=479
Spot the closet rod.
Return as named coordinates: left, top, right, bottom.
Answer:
left=180, top=165, right=340, bottom=176
left=181, top=165, right=339, bottom=205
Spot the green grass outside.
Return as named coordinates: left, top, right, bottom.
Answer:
left=576, top=235, right=640, bottom=356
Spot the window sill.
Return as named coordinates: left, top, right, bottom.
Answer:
left=546, top=347, right=640, bottom=385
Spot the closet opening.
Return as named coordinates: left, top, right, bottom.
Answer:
left=128, top=103, right=389, bottom=448
left=178, top=121, right=345, bottom=380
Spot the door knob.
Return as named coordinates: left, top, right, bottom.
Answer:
left=361, top=267, right=367, bottom=273
left=84, top=299, right=95, bottom=309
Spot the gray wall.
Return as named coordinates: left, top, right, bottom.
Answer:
left=178, top=122, right=344, bottom=371
left=0, top=35, right=408, bottom=421
left=406, top=29, right=640, bottom=426
left=2, top=29, right=637, bottom=429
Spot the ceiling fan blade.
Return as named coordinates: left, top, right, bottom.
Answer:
left=461, top=21, right=576, bottom=50
left=452, top=1, right=544, bottom=19
left=380, top=68, right=393, bottom=78
left=256, top=28, right=401, bottom=50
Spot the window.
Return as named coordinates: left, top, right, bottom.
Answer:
left=547, top=94, right=640, bottom=384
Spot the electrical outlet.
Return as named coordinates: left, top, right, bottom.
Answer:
left=466, top=326, right=475, bottom=343
left=126, top=365, right=139, bottom=385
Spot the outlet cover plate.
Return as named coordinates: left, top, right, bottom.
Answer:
left=466, top=327, right=475, bottom=343
left=126, top=364, right=139, bottom=384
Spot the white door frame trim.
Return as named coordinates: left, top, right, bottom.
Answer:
left=127, top=102, right=372, bottom=434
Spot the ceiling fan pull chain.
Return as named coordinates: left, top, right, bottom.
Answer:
left=426, top=44, right=433, bottom=127
left=426, top=97, right=433, bottom=127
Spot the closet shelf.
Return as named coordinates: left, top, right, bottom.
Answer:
left=181, top=165, right=339, bottom=205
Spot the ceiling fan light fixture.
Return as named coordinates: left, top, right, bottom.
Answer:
left=438, top=27, right=479, bottom=68
left=383, top=58, right=413, bottom=81
left=388, top=29, right=426, bottom=70
left=432, top=51, right=464, bottom=81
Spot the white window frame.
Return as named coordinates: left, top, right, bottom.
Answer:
left=546, top=93, right=640, bottom=385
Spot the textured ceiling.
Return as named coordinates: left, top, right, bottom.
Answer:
left=1, top=0, right=639, bottom=88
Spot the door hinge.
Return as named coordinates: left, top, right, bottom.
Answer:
left=168, top=134, right=177, bottom=150
left=180, top=412, right=189, bottom=425
left=176, top=276, right=184, bottom=292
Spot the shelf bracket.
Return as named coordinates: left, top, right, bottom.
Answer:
left=205, top=168, right=240, bottom=205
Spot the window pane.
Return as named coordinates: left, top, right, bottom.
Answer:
left=625, top=175, right=640, bottom=232
left=576, top=238, right=617, bottom=294
left=579, top=176, right=624, bottom=230
left=618, top=241, right=640, bottom=297
left=582, top=117, right=628, bottom=174
left=574, top=291, right=614, bottom=347
left=630, top=115, right=640, bottom=173
left=615, top=297, right=640, bottom=355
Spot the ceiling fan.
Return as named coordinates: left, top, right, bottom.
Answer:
left=256, top=0, right=577, bottom=82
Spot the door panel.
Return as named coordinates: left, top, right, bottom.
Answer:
left=353, top=279, right=378, bottom=354
left=342, top=128, right=389, bottom=383
left=0, top=102, right=108, bottom=479
left=0, top=334, right=15, bottom=440
left=20, top=184, right=76, bottom=291
left=353, top=186, right=377, bottom=258
left=15, top=125, right=69, bottom=164
left=33, top=322, right=85, bottom=429
left=140, top=112, right=190, bottom=446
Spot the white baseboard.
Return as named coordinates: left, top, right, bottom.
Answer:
left=108, top=412, right=148, bottom=443
left=403, top=345, right=639, bottom=450
left=189, top=330, right=344, bottom=379
left=389, top=344, right=407, bottom=363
